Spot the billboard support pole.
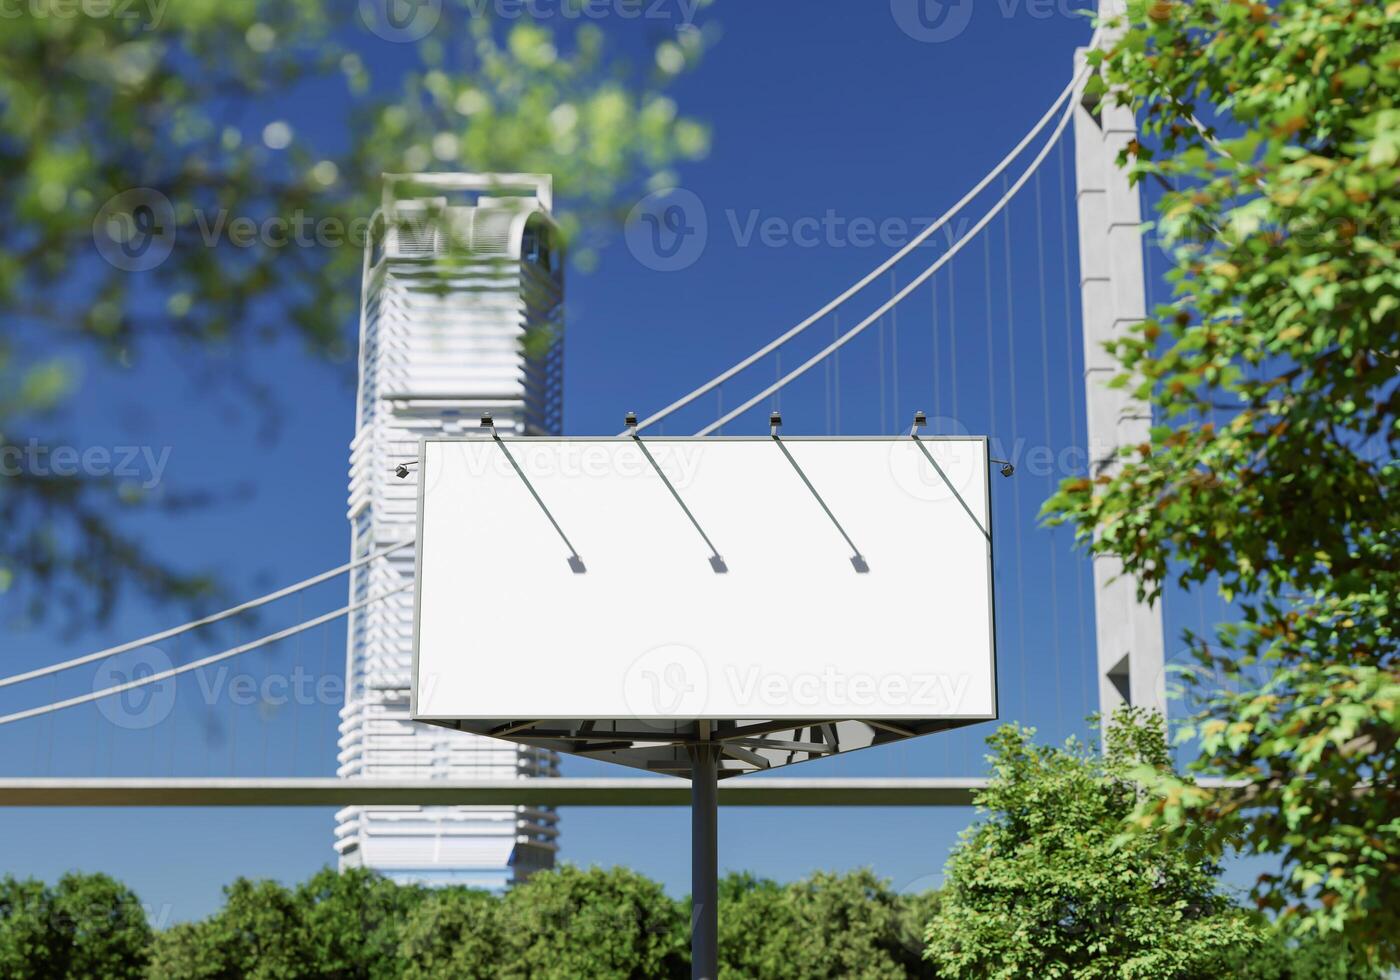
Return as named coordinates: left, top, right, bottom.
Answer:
left=688, top=741, right=721, bottom=980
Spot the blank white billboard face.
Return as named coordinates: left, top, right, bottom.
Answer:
left=412, top=437, right=996, bottom=724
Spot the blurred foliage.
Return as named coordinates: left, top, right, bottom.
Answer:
left=1220, top=924, right=1385, bottom=980
left=1043, top=0, right=1398, bottom=962
left=0, top=0, right=711, bottom=623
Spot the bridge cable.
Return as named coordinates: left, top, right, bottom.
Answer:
left=1002, top=174, right=1030, bottom=723
left=0, top=541, right=415, bottom=689
left=0, top=584, right=414, bottom=727
left=693, top=64, right=1090, bottom=437
left=630, top=56, right=1097, bottom=436
left=1034, top=166, right=1067, bottom=736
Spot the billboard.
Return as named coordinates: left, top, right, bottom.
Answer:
left=411, top=436, right=996, bottom=742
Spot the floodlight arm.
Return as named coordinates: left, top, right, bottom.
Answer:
left=482, top=415, right=585, bottom=573
left=627, top=414, right=727, bottom=574
left=907, top=414, right=1014, bottom=479
left=769, top=424, right=869, bottom=573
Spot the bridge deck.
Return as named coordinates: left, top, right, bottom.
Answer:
left=0, top=777, right=986, bottom=807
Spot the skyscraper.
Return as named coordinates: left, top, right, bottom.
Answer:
left=336, top=174, right=563, bottom=888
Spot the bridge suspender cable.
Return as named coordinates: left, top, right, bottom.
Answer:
left=629, top=44, right=1098, bottom=437
left=0, top=540, right=415, bottom=689
left=693, top=63, right=1091, bottom=437
left=0, top=583, right=415, bottom=727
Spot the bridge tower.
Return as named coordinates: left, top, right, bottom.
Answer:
left=1072, top=3, right=1168, bottom=722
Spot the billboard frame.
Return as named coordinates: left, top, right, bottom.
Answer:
left=407, top=433, right=999, bottom=776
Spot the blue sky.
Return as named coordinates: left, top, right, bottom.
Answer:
left=0, top=1, right=1247, bottom=920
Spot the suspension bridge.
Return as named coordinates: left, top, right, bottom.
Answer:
left=0, top=11, right=1230, bottom=822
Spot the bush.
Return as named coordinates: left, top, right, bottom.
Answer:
left=924, top=711, right=1258, bottom=979
left=397, top=887, right=504, bottom=980
left=498, top=865, right=689, bottom=979
left=0, top=872, right=151, bottom=979
left=3, top=855, right=1375, bottom=978
left=720, top=869, right=937, bottom=979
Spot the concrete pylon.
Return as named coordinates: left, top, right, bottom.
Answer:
left=1071, top=9, right=1167, bottom=724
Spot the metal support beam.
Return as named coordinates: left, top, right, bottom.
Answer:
left=1072, top=2, right=1168, bottom=724
left=0, top=777, right=989, bottom=807
left=688, top=745, right=721, bottom=980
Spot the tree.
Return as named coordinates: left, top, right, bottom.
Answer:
left=140, top=864, right=949, bottom=979
left=719, top=870, right=937, bottom=980
left=498, top=864, right=689, bottom=980
left=144, top=922, right=223, bottom=980
left=292, top=867, right=425, bottom=979
left=0, top=872, right=152, bottom=979
left=397, top=886, right=504, bottom=980
left=7, top=863, right=1376, bottom=979
left=923, top=711, right=1258, bottom=979
left=1043, top=0, right=1398, bottom=961
left=147, top=877, right=305, bottom=979
left=716, top=872, right=787, bottom=978
left=147, top=868, right=430, bottom=979
left=1, top=3, right=710, bottom=624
